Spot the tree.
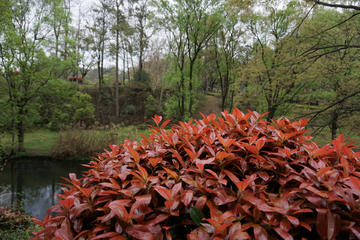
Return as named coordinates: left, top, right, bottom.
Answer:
left=296, top=8, right=360, bottom=139
left=86, top=1, right=110, bottom=91
left=143, top=38, right=170, bottom=109
left=107, top=0, right=133, bottom=116
left=234, top=0, right=314, bottom=120
left=212, top=11, right=243, bottom=111
left=78, top=31, right=98, bottom=80
left=130, top=0, right=152, bottom=72
left=0, top=0, right=65, bottom=152
left=48, top=0, right=69, bottom=59
left=151, top=0, right=223, bottom=119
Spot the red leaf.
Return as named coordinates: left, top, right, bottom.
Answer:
left=228, top=222, right=251, bottom=240
left=195, top=195, right=207, bottom=210
left=255, top=137, right=266, bottom=151
left=182, top=190, right=194, bottom=207
left=130, top=194, right=152, bottom=214
left=154, top=186, right=172, bottom=201
left=161, top=119, right=171, bottom=129
left=257, top=171, right=269, bottom=181
left=214, top=223, right=233, bottom=235
left=60, top=217, right=72, bottom=238
left=73, top=230, right=89, bottom=240
left=152, top=114, right=162, bottom=126
left=109, top=236, right=127, bottom=240
left=139, top=132, right=148, bottom=145
left=126, top=145, right=140, bottom=163
left=91, top=232, right=120, bottom=240
left=184, top=148, right=195, bottom=160
left=274, top=227, right=293, bottom=240
left=73, top=203, right=92, bottom=218
left=223, top=169, right=240, bottom=185
left=236, top=181, right=249, bottom=192
left=126, top=225, right=155, bottom=240
left=349, top=226, right=360, bottom=239
left=144, top=214, right=168, bottom=227
left=93, top=225, right=111, bottom=234
left=163, top=167, right=178, bottom=180
left=149, top=158, right=162, bottom=168
left=253, top=224, right=268, bottom=240
left=280, top=219, right=291, bottom=232
left=350, top=176, right=360, bottom=191
left=316, top=167, right=331, bottom=179
left=109, top=201, right=129, bottom=220
left=285, top=215, right=299, bottom=228
left=170, top=149, right=185, bottom=167
left=54, top=229, right=70, bottom=240
left=316, top=209, right=334, bottom=240
left=59, top=198, right=74, bottom=210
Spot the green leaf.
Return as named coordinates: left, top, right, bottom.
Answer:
left=190, top=206, right=205, bottom=227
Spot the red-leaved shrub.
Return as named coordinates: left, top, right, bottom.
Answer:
left=31, top=108, right=360, bottom=239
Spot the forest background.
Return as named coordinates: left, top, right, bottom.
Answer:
left=1, top=0, right=360, bottom=159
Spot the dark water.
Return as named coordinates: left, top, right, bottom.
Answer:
left=0, top=159, right=87, bottom=220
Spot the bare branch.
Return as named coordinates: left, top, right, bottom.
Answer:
left=296, top=90, right=360, bottom=121
left=310, top=1, right=360, bottom=11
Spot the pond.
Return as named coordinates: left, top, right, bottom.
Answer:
left=0, top=158, right=87, bottom=220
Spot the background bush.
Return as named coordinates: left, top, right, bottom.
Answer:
left=0, top=207, right=39, bottom=240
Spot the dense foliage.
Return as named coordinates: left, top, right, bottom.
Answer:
left=31, top=109, right=360, bottom=239
left=0, top=207, right=39, bottom=239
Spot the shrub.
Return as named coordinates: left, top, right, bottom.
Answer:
left=32, top=108, right=360, bottom=239
left=133, top=69, right=152, bottom=87
left=120, top=82, right=151, bottom=123
left=71, top=92, right=95, bottom=127
left=0, top=207, right=40, bottom=239
left=145, top=94, right=159, bottom=117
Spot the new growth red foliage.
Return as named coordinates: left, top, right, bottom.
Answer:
left=31, top=108, right=360, bottom=240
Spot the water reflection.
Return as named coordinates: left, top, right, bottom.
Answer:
left=0, top=159, right=87, bottom=220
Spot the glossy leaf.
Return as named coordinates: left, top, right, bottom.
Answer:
left=190, top=206, right=206, bottom=227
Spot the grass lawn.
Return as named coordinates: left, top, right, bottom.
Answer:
left=3, top=129, right=57, bottom=156
left=2, top=127, right=153, bottom=158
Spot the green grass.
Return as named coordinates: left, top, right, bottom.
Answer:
left=2, top=126, right=153, bottom=159
left=51, top=125, right=154, bottom=160
left=2, top=129, right=57, bottom=155
left=206, top=91, right=221, bottom=97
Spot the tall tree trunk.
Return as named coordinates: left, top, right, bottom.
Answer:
left=115, top=1, right=120, bottom=117
left=188, top=61, right=194, bottom=118
left=115, top=34, right=119, bottom=117
left=101, top=42, right=104, bottom=85
left=139, top=20, right=144, bottom=71
left=127, top=54, right=130, bottom=84
left=180, top=75, right=185, bottom=118
left=331, top=111, right=338, bottom=140
left=97, top=55, right=101, bottom=92
left=229, top=90, right=234, bottom=111
left=267, top=102, right=276, bottom=122
left=123, top=48, right=126, bottom=85
left=159, top=65, right=164, bottom=109
left=17, top=108, right=25, bottom=152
